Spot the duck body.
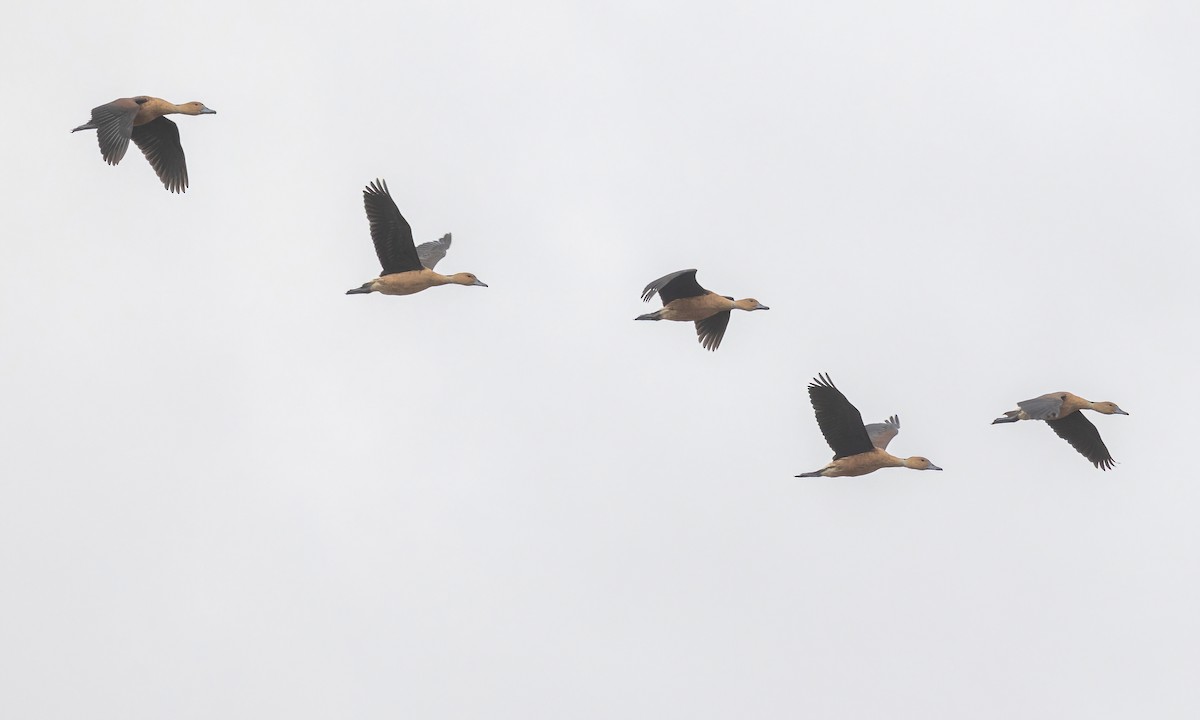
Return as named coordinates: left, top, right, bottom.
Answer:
left=346, top=179, right=486, bottom=296
left=347, top=268, right=485, bottom=295
left=796, top=373, right=942, bottom=478
left=649, top=292, right=740, bottom=322
left=635, top=269, right=767, bottom=351
left=992, top=391, right=1128, bottom=470
left=72, top=96, right=216, bottom=193
left=799, top=447, right=931, bottom=478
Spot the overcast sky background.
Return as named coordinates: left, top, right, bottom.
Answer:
left=2, top=1, right=1199, bottom=717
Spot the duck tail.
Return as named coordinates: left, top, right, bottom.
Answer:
left=635, top=310, right=664, bottom=321
left=345, top=283, right=373, bottom=295
left=991, top=412, right=1019, bottom=425
left=795, top=469, right=826, bottom=478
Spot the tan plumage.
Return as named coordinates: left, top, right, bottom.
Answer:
left=992, top=391, right=1128, bottom=470
left=797, top=374, right=942, bottom=478
left=635, top=269, right=768, bottom=351
left=359, top=269, right=485, bottom=296
left=71, top=96, right=216, bottom=193
left=346, top=179, right=487, bottom=296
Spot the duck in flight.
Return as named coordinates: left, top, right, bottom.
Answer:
left=992, top=392, right=1128, bottom=470
left=796, top=374, right=942, bottom=477
left=71, top=96, right=216, bottom=193
left=346, top=179, right=487, bottom=296
left=635, top=269, right=768, bottom=351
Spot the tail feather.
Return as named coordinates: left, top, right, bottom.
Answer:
left=345, top=283, right=373, bottom=295
left=795, top=469, right=826, bottom=478
left=991, top=413, right=1019, bottom=424
left=635, top=310, right=664, bottom=321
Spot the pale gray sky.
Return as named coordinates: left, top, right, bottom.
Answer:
left=3, top=1, right=1199, bottom=718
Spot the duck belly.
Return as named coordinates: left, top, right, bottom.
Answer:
left=373, top=271, right=441, bottom=296
left=661, top=294, right=727, bottom=322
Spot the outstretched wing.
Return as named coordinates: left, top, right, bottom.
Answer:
left=1018, top=395, right=1066, bottom=420
left=132, top=116, right=188, bottom=193
left=417, top=233, right=452, bottom=269
left=694, top=310, right=731, bottom=351
left=1046, top=412, right=1116, bottom=470
left=363, top=179, right=422, bottom=275
left=641, top=269, right=707, bottom=304
left=808, top=374, right=875, bottom=459
left=865, top=415, right=900, bottom=450
left=81, top=98, right=140, bottom=166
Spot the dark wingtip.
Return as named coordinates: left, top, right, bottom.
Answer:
left=364, top=178, right=389, bottom=196
left=809, top=372, right=835, bottom=391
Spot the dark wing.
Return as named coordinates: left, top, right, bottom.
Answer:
left=808, top=373, right=875, bottom=459
left=363, top=179, right=422, bottom=275
left=416, top=233, right=452, bottom=269
left=131, top=117, right=188, bottom=193
left=695, top=310, right=731, bottom=351
left=641, top=268, right=707, bottom=304
left=1046, top=412, right=1116, bottom=470
left=83, top=98, right=139, bottom=166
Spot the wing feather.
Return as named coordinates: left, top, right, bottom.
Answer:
left=363, top=179, right=423, bottom=275
left=1046, top=412, right=1116, bottom=470
left=641, top=269, right=707, bottom=304
left=865, top=415, right=901, bottom=450
left=808, top=374, right=876, bottom=459
left=417, top=233, right=452, bottom=269
left=694, top=311, right=731, bottom=351
left=1018, top=395, right=1065, bottom=420
left=80, top=99, right=139, bottom=166
left=131, top=117, right=188, bottom=193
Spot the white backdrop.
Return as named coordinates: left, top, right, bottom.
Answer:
left=2, top=2, right=1197, bottom=717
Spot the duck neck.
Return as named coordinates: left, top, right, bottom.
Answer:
left=878, top=451, right=906, bottom=469
left=144, top=99, right=187, bottom=116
